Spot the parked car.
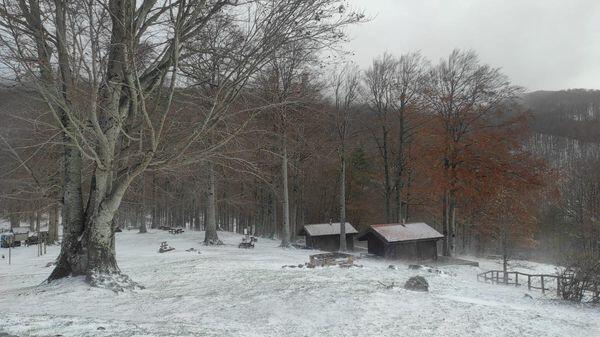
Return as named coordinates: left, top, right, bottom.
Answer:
left=1, top=233, right=16, bottom=248
left=25, top=235, right=39, bottom=246
left=0, top=227, right=30, bottom=248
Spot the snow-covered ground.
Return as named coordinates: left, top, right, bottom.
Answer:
left=1, top=231, right=598, bottom=337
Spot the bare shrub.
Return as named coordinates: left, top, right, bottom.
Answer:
left=559, top=253, right=600, bottom=303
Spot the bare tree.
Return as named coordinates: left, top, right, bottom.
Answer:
left=390, top=52, right=427, bottom=223
left=331, top=64, right=360, bottom=251
left=364, top=53, right=397, bottom=223
left=421, top=50, right=521, bottom=256
left=258, top=44, right=321, bottom=247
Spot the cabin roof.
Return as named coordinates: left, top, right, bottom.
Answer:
left=358, top=223, right=443, bottom=243
left=299, top=222, right=358, bottom=237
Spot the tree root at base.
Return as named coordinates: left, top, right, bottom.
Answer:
left=87, top=272, right=145, bottom=292
left=204, top=238, right=223, bottom=245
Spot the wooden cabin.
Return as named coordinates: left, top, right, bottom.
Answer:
left=357, top=223, right=443, bottom=260
left=299, top=222, right=358, bottom=251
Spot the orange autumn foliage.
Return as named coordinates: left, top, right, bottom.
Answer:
left=405, top=109, right=553, bottom=250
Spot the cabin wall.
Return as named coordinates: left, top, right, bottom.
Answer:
left=363, top=236, right=439, bottom=260
left=384, top=240, right=438, bottom=260
left=385, top=241, right=417, bottom=259
left=306, top=234, right=355, bottom=251
left=365, top=234, right=384, bottom=256
left=417, top=240, right=438, bottom=260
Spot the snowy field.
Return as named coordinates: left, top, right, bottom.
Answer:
left=1, top=231, right=599, bottom=337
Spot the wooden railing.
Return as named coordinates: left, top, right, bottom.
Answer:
left=477, top=270, right=566, bottom=296
left=478, top=270, right=600, bottom=302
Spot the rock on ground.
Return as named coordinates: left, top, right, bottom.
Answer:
left=405, top=275, right=429, bottom=291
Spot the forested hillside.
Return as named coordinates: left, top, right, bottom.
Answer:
left=525, top=89, right=600, bottom=260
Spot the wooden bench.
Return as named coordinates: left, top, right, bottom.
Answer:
left=238, top=235, right=257, bottom=248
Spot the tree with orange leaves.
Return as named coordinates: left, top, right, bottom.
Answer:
left=421, top=49, right=523, bottom=256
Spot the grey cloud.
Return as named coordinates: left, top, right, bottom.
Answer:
left=345, top=0, right=600, bottom=91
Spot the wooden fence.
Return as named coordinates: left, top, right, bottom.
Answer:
left=478, top=270, right=600, bottom=302
left=477, top=270, right=565, bottom=296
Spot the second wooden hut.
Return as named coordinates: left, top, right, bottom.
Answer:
left=357, top=222, right=443, bottom=260
left=299, top=222, right=358, bottom=251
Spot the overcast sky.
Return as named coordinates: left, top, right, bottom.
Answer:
left=345, top=0, right=600, bottom=91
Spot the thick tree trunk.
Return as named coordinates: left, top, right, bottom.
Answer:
left=29, top=212, right=35, bottom=231
left=442, top=188, right=450, bottom=257
left=394, top=183, right=402, bottom=223
left=85, top=209, right=120, bottom=278
left=339, top=152, right=347, bottom=252
left=403, top=184, right=410, bottom=222
left=394, top=107, right=406, bottom=223
left=48, top=204, right=59, bottom=242
left=50, top=159, right=140, bottom=290
left=195, top=203, right=201, bottom=231
left=404, top=149, right=413, bottom=222
left=48, top=142, right=84, bottom=281
left=280, top=140, right=291, bottom=247
left=382, top=128, right=392, bottom=223
left=204, top=162, right=221, bottom=244
left=138, top=208, right=147, bottom=233
left=81, top=170, right=140, bottom=288
left=442, top=152, right=457, bottom=257
left=290, top=164, right=302, bottom=241
left=151, top=173, right=158, bottom=229
left=139, top=173, right=147, bottom=233
left=9, top=213, right=19, bottom=229
left=35, top=211, right=41, bottom=232
left=502, top=220, right=509, bottom=283
left=448, top=190, right=457, bottom=256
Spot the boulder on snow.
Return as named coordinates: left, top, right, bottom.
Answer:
left=404, top=276, right=429, bottom=292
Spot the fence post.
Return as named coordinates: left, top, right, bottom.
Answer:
left=541, top=276, right=545, bottom=294
left=557, top=277, right=560, bottom=297
left=528, top=275, right=531, bottom=290
left=515, top=273, right=519, bottom=287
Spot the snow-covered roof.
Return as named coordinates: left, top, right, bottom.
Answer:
left=300, top=222, right=358, bottom=237
left=359, top=223, right=443, bottom=243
